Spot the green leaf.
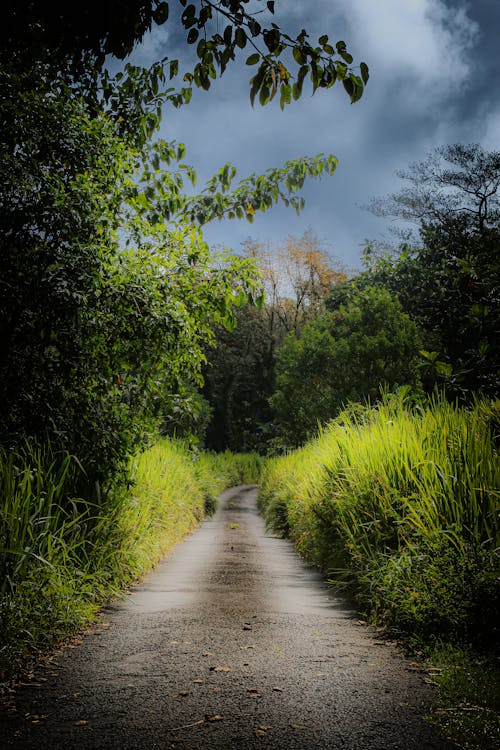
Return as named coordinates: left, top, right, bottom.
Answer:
left=235, top=28, right=247, bottom=49
left=153, top=2, right=169, bottom=25
left=339, top=49, right=353, bottom=64
left=280, top=83, right=291, bottom=110
left=293, top=46, right=306, bottom=65
left=169, top=59, right=179, bottom=78
left=246, top=53, right=261, bottom=66
left=343, top=77, right=354, bottom=100
left=267, top=1, right=275, bottom=13
left=187, top=28, right=199, bottom=44
left=259, top=85, right=270, bottom=106
left=360, top=62, right=369, bottom=84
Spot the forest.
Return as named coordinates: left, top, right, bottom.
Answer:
left=0, top=3, right=499, bottom=748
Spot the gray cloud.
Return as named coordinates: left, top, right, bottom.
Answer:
left=128, top=0, right=498, bottom=270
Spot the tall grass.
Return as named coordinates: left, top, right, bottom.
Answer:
left=259, top=395, right=499, bottom=646
left=0, top=440, right=259, bottom=677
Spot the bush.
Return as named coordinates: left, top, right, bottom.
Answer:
left=0, top=439, right=257, bottom=677
left=259, top=394, right=500, bottom=647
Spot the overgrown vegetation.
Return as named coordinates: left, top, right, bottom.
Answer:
left=0, top=440, right=261, bottom=678
left=259, top=394, right=499, bottom=648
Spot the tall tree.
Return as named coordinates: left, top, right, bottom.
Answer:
left=203, top=233, right=347, bottom=451
left=361, top=144, right=500, bottom=399
left=368, top=144, right=500, bottom=235
left=271, top=287, right=423, bottom=447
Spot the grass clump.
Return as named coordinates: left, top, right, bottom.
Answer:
left=0, top=439, right=255, bottom=678
left=259, top=395, right=499, bottom=748
left=259, top=394, right=500, bottom=647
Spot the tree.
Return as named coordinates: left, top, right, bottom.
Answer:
left=361, top=221, right=500, bottom=399
left=202, top=233, right=347, bottom=451
left=1, top=2, right=369, bottom=485
left=0, top=78, right=263, bottom=490
left=368, top=144, right=500, bottom=236
left=3, top=1, right=369, bottom=111
left=271, top=287, right=423, bottom=447
left=202, top=304, right=275, bottom=452
left=361, top=144, right=500, bottom=400
left=244, top=230, right=347, bottom=336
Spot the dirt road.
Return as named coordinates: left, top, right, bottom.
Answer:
left=1, top=485, right=456, bottom=749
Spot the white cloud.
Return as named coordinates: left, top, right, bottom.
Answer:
left=336, top=0, right=479, bottom=93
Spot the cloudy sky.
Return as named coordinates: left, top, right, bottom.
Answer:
left=128, top=0, right=500, bottom=271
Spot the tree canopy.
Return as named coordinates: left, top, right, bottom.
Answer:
left=1, top=2, right=369, bottom=489
left=368, top=144, right=500, bottom=235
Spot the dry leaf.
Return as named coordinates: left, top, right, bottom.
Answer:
left=272, top=686, right=284, bottom=692
left=246, top=687, right=259, bottom=692
left=168, top=719, right=204, bottom=731
left=211, top=666, right=231, bottom=672
left=193, top=679, right=204, bottom=684
left=205, top=714, right=223, bottom=722
left=74, top=720, right=88, bottom=726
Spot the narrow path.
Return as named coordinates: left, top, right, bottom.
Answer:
left=1, top=486, right=456, bottom=749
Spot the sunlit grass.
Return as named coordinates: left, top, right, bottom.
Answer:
left=259, top=394, right=500, bottom=645
left=0, top=439, right=259, bottom=677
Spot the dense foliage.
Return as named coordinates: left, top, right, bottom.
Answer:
left=271, top=286, right=423, bottom=447
left=0, top=439, right=262, bottom=676
left=202, top=146, right=499, bottom=450
left=1, top=1, right=360, bottom=492
left=259, top=396, right=500, bottom=647
left=202, top=233, right=347, bottom=451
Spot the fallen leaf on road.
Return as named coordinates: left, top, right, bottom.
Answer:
left=74, top=720, right=88, bottom=726
left=202, top=651, right=213, bottom=657
left=168, top=719, right=204, bottom=731
left=272, top=686, right=284, bottom=692
left=211, top=666, right=231, bottom=672
left=243, top=624, right=252, bottom=631
left=246, top=687, right=259, bottom=692
left=193, top=679, right=204, bottom=684
left=205, top=714, right=223, bottom=722
left=258, top=725, right=271, bottom=731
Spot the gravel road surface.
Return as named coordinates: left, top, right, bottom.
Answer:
left=1, top=485, right=456, bottom=749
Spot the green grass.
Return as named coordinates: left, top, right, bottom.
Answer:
left=259, top=394, right=500, bottom=646
left=0, top=439, right=260, bottom=678
left=259, top=394, right=500, bottom=749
